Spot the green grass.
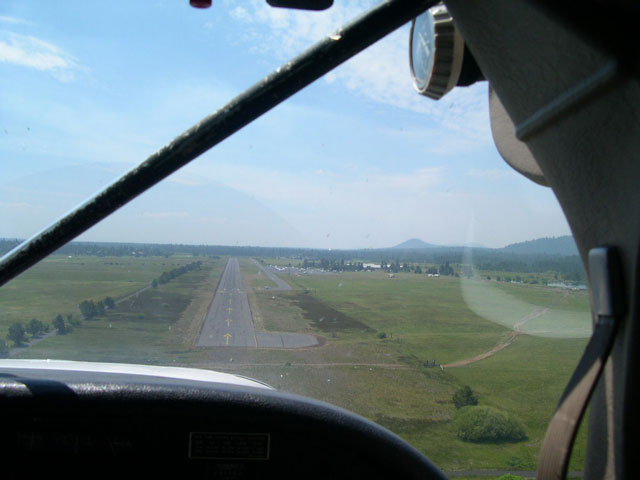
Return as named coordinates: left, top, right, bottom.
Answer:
left=238, top=257, right=279, bottom=290
left=249, top=291, right=313, bottom=334
left=0, top=255, right=206, bottom=337
left=237, top=267, right=590, bottom=471
left=7, top=255, right=220, bottom=365
left=1, top=255, right=591, bottom=473
left=460, top=278, right=591, bottom=338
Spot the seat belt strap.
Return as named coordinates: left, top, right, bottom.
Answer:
left=537, top=247, right=625, bottom=480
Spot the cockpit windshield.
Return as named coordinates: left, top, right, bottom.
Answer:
left=0, top=1, right=591, bottom=475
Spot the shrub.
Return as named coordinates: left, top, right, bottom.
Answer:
left=506, top=456, right=528, bottom=469
left=454, top=406, right=526, bottom=443
left=53, top=315, right=67, bottom=334
left=7, top=322, right=27, bottom=346
left=26, top=318, right=45, bottom=337
left=377, top=332, right=387, bottom=339
left=453, top=385, right=478, bottom=409
left=79, top=300, right=97, bottom=320
left=104, top=296, right=115, bottom=309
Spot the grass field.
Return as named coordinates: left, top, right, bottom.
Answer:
left=3, top=255, right=222, bottom=364
left=0, top=254, right=591, bottom=474
left=227, top=262, right=590, bottom=472
left=461, top=278, right=591, bottom=338
left=0, top=255, right=208, bottom=336
left=239, top=257, right=279, bottom=290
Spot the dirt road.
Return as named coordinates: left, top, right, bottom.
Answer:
left=443, top=307, right=550, bottom=368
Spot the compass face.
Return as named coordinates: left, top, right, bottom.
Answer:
left=410, top=11, right=436, bottom=92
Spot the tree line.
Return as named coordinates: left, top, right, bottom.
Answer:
left=0, top=238, right=585, bottom=282
left=301, top=258, right=459, bottom=276
left=152, top=261, right=202, bottom=288
left=1, top=313, right=82, bottom=356
left=79, top=296, right=115, bottom=320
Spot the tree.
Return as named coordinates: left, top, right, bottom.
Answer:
left=95, top=300, right=105, bottom=316
left=453, top=385, right=478, bottom=409
left=26, top=318, right=44, bottom=337
left=104, top=296, right=115, bottom=309
left=0, top=339, right=8, bottom=357
left=415, top=266, right=422, bottom=274
left=53, top=314, right=67, bottom=334
left=7, top=322, right=27, bottom=346
left=439, top=261, right=455, bottom=276
left=152, top=278, right=158, bottom=288
left=454, top=406, right=526, bottom=443
left=79, top=300, right=96, bottom=320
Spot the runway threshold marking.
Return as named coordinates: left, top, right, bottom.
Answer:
left=224, top=333, right=232, bottom=345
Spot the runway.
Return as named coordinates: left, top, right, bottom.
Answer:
left=251, top=259, right=292, bottom=290
left=196, top=258, right=318, bottom=348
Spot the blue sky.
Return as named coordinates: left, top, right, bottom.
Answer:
left=0, top=1, right=571, bottom=249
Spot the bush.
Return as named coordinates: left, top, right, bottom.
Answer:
left=104, top=296, right=115, bottom=309
left=377, top=332, right=387, bottom=339
left=79, top=300, right=97, bottom=320
left=26, top=318, right=45, bottom=337
left=53, top=314, right=67, bottom=334
left=453, top=385, right=478, bottom=409
left=7, top=322, right=27, bottom=346
left=454, top=406, right=526, bottom=443
left=505, top=456, right=528, bottom=469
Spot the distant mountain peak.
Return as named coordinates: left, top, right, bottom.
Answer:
left=392, top=238, right=437, bottom=249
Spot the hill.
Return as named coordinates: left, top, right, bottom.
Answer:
left=502, top=235, right=578, bottom=255
left=392, top=238, right=438, bottom=249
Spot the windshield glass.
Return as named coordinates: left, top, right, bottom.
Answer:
left=1, top=1, right=591, bottom=476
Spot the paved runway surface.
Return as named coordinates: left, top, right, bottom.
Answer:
left=196, top=258, right=318, bottom=348
left=251, top=259, right=292, bottom=290
left=196, top=258, right=257, bottom=347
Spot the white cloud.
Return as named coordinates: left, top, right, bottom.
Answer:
left=142, top=211, right=190, bottom=219
left=0, top=201, right=39, bottom=209
left=467, top=168, right=512, bottom=179
left=0, top=31, right=80, bottom=81
left=0, top=16, right=31, bottom=25
left=230, top=6, right=252, bottom=23
left=223, top=1, right=491, bottom=149
left=188, top=161, right=441, bottom=208
left=198, top=216, right=228, bottom=224
left=176, top=158, right=569, bottom=249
